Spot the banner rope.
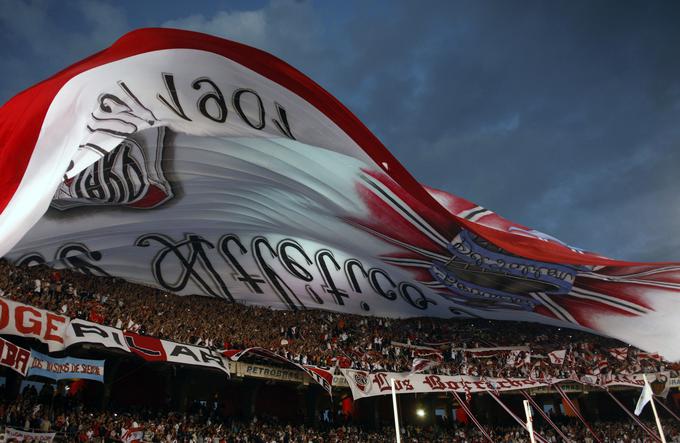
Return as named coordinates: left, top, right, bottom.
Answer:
left=485, top=389, right=550, bottom=443
left=653, top=397, right=680, bottom=424
left=604, top=389, right=661, bottom=442
left=552, top=383, right=602, bottom=443
left=520, top=390, right=573, bottom=443
left=449, top=391, right=494, bottom=443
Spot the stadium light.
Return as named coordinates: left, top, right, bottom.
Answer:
left=416, top=408, right=426, bottom=418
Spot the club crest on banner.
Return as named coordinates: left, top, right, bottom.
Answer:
left=51, top=127, right=173, bottom=210
left=352, top=370, right=371, bottom=394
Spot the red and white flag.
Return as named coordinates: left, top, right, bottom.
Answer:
left=410, top=357, right=441, bottom=374
left=0, top=28, right=678, bottom=361
left=639, top=352, right=662, bottom=362
left=609, top=347, right=628, bottom=361
left=548, top=350, right=567, bottom=365
left=121, top=427, right=144, bottom=443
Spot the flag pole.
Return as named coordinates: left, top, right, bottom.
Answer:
left=390, top=378, right=401, bottom=443
left=523, top=399, right=537, bottom=443
left=644, top=374, right=667, bottom=443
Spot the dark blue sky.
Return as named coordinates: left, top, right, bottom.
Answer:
left=2, top=0, right=680, bottom=261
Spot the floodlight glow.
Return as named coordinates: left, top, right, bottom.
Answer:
left=416, top=408, right=425, bottom=417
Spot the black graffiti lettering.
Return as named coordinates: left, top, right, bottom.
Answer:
left=170, top=345, right=199, bottom=361
left=120, top=144, right=145, bottom=201
left=252, top=236, right=304, bottom=310
left=71, top=142, right=146, bottom=204
left=83, top=166, right=106, bottom=200
left=15, top=253, right=46, bottom=268
left=136, top=233, right=233, bottom=301
left=343, top=259, right=368, bottom=293
left=368, top=268, right=398, bottom=301
left=57, top=243, right=110, bottom=277
left=71, top=322, right=108, bottom=338
left=233, top=88, right=265, bottom=130
left=272, top=102, right=295, bottom=139
left=99, top=148, right=125, bottom=202
left=398, top=282, right=435, bottom=310
left=305, top=285, right=324, bottom=304
left=200, top=349, right=226, bottom=368
left=157, top=73, right=192, bottom=121
left=218, top=234, right=265, bottom=293
left=315, top=250, right=348, bottom=305
left=193, top=77, right=228, bottom=123
left=277, top=239, right=314, bottom=282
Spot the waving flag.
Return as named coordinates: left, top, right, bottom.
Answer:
left=0, top=28, right=679, bottom=360
left=634, top=378, right=653, bottom=415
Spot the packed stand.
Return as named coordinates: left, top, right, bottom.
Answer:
left=2, top=384, right=680, bottom=442
left=0, top=260, right=676, bottom=380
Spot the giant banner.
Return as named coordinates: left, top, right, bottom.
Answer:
left=0, top=28, right=679, bottom=360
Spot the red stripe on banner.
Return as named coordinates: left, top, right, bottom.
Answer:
left=123, top=332, right=167, bottom=362
left=0, top=27, right=664, bottom=267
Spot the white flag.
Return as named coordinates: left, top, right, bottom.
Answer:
left=548, top=350, right=566, bottom=365
left=634, top=378, right=653, bottom=415
left=410, top=357, right=440, bottom=374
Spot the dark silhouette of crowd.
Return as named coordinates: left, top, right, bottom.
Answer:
left=3, top=383, right=680, bottom=442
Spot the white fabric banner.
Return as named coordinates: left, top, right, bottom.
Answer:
left=1, top=29, right=679, bottom=360
left=161, top=340, right=229, bottom=374
left=340, top=369, right=673, bottom=400
left=4, top=428, right=55, bottom=442
left=0, top=298, right=67, bottom=352
left=64, top=318, right=130, bottom=352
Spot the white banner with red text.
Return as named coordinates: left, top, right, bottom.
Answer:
left=0, top=336, right=31, bottom=376
left=3, top=427, right=56, bottom=442
left=340, top=369, right=674, bottom=400
left=0, top=298, right=68, bottom=352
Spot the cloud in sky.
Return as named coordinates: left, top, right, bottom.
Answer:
left=1, top=0, right=680, bottom=261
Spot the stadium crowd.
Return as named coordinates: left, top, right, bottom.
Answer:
left=2, top=383, right=680, bottom=442
left=0, top=259, right=675, bottom=380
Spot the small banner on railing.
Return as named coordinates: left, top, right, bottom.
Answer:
left=27, top=350, right=105, bottom=382
left=0, top=336, right=31, bottom=376
left=3, top=427, right=56, bottom=442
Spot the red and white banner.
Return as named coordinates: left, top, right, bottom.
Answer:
left=340, top=368, right=672, bottom=400
left=340, top=368, right=564, bottom=399
left=160, top=340, right=229, bottom=374
left=1, top=28, right=679, bottom=360
left=4, top=427, right=56, bottom=442
left=609, top=347, right=629, bottom=361
left=0, top=299, right=228, bottom=375
left=410, top=357, right=441, bottom=374
left=548, top=350, right=567, bottom=365
left=0, top=298, right=67, bottom=352
left=121, top=427, right=144, bottom=443
left=64, top=318, right=130, bottom=352
left=0, top=336, right=31, bottom=376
